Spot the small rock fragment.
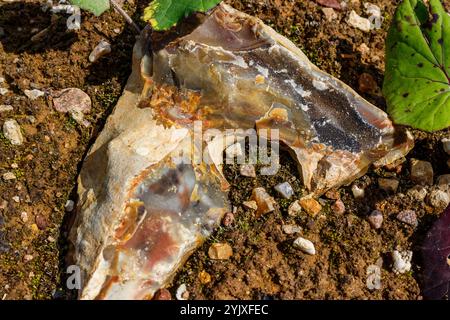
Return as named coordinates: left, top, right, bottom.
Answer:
left=407, top=186, right=428, bottom=201
left=24, top=89, right=45, bottom=100
left=35, top=214, right=49, bottom=230
left=410, top=159, right=434, bottom=185
left=396, top=210, right=418, bottom=228
left=368, top=210, right=383, bottom=229
left=331, top=199, right=346, bottom=214
left=243, top=200, right=257, bottom=211
left=198, top=270, right=212, bottom=284
left=428, top=189, right=450, bottom=209
left=52, top=88, right=92, bottom=127
left=2, top=172, right=16, bottom=181
left=322, top=8, right=338, bottom=22
left=436, top=175, right=450, bottom=187
left=89, top=40, right=112, bottom=63
left=65, top=200, right=75, bottom=212
left=12, top=196, right=20, bottom=203
left=239, top=164, right=256, bottom=177
left=392, top=250, right=413, bottom=274
left=347, top=10, right=371, bottom=32
left=24, top=254, right=33, bottom=262
left=325, top=189, right=340, bottom=200
left=208, top=243, right=233, bottom=260
left=293, top=237, right=316, bottom=255
left=274, top=182, right=294, bottom=199
left=0, top=105, right=13, bottom=113
left=442, top=138, right=450, bottom=155
left=175, top=284, right=189, bottom=300
left=299, top=197, right=322, bottom=215
left=351, top=183, right=365, bottom=199
left=153, top=288, right=171, bottom=300
left=378, top=178, right=399, bottom=193
left=2, top=119, right=24, bottom=145
left=282, top=224, right=302, bottom=234
left=20, top=212, right=28, bottom=223
left=316, top=0, right=341, bottom=9
left=222, top=212, right=234, bottom=227
left=0, top=88, right=9, bottom=96
left=366, top=264, right=382, bottom=290
left=288, top=200, right=302, bottom=216
left=0, top=200, right=7, bottom=210
left=251, top=187, right=276, bottom=217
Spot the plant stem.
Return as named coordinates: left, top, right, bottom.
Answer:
left=109, top=0, right=141, bottom=34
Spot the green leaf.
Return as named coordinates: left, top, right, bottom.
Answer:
left=383, top=0, right=450, bottom=132
left=69, top=0, right=110, bottom=16
left=143, top=0, right=222, bottom=31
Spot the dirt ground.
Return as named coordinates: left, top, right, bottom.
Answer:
left=0, top=0, right=449, bottom=300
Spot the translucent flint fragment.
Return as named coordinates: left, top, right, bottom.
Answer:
left=69, top=4, right=413, bottom=299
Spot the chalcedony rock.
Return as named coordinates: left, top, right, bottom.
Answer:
left=69, top=4, right=413, bottom=299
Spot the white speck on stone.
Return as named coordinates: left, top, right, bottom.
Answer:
left=347, top=10, right=371, bottom=32
left=274, top=182, right=294, bottom=199
left=2, top=172, right=16, bottom=181
left=312, top=79, right=328, bottom=91
left=285, top=79, right=312, bottom=98
left=293, top=237, right=316, bottom=255
left=282, top=224, right=302, bottom=235
left=2, top=119, right=24, bottom=145
left=176, top=284, right=189, bottom=300
left=89, top=39, right=112, bottom=63
left=24, top=89, right=45, bottom=100
left=351, top=183, right=365, bottom=199
left=392, top=250, right=412, bottom=274
left=65, top=200, right=75, bottom=212
left=255, top=65, right=269, bottom=78
left=0, top=105, right=13, bottom=113
left=366, top=264, right=382, bottom=290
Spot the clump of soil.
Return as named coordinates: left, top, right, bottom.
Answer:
left=0, top=0, right=449, bottom=300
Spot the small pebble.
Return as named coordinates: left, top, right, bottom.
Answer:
left=392, top=250, right=412, bottom=274
left=153, top=288, right=171, bottom=300
left=12, top=196, right=20, bottom=203
left=175, top=284, right=189, bottom=300
left=351, top=183, right=365, bottom=199
left=436, top=175, right=450, bottom=187
left=222, top=212, right=234, bottom=227
left=331, top=199, right=346, bottom=214
left=293, top=237, right=316, bottom=255
left=358, top=73, right=378, bottom=94
left=324, top=189, right=340, bottom=200
left=239, top=164, right=256, bottom=178
left=89, top=39, right=112, bottom=63
left=65, top=200, right=75, bottom=212
left=35, top=214, right=49, bottom=230
left=20, top=212, right=28, bottom=223
left=407, top=186, right=428, bottom=201
left=274, top=182, right=294, bottom=199
left=368, top=210, right=383, bottom=229
left=347, top=10, right=371, bottom=32
left=52, top=88, right=92, bottom=127
left=24, top=254, right=33, bottom=262
left=366, top=264, right=381, bottom=290
left=316, top=0, right=341, bottom=10
left=442, top=138, right=450, bottom=155
left=378, top=178, right=399, bottom=193
left=0, top=105, right=13, bottom=113
left=24, top=89, right=45, bottom=100
left=396, top=210, right=418, bottom=228
left=0, top=88, right=8, bottom=96
left=250, top=187, right=276, bottom=217
left=410, top=159, right=434, bottom=185
left=208, top=243, right=233, bottom=260
left=0, top=200, right=7, bottom=210
left=2, top=119, right=24, bottom=145
left=322, top=8, right=338, bottom=22
left=198, top=270, right=212, bottom=284
left=282, top=224, right=302, bottom=234
left=428, top=189, right=450, bottom=209
left=299, top=197, right=322, bottom=216
left=2, top=172, right=16, bottom=181
left=288, top=200, right=302, bottom=216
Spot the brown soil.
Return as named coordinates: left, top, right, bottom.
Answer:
left=0, top=0, right=449, bottom=300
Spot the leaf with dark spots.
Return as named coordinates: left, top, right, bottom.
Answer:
left=383, top=0, right=450, bottom=132
left=422, top=205, right=450, bottom=300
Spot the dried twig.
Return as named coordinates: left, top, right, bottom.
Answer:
left=109, top=0, right=141, bottom=34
